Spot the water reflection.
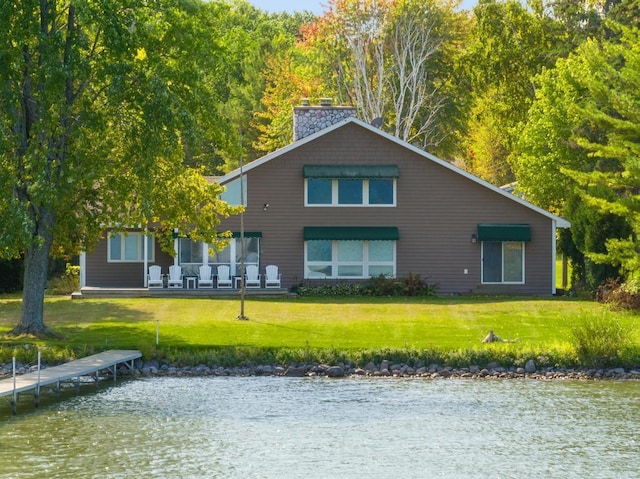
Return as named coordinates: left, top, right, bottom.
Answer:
left=1, top=377, right=638, bottom=478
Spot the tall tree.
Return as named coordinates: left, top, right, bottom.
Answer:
left=304, top=0, right=465, bottom=153
left=563, top=25, right=640, bottom=282
left=460, top=0, right=561, bottom=184
left=0, top=0, right=237, bottom=336
left=513, top=21, right=640, bottom=286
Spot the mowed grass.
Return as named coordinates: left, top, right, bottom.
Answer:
left=0, top=295, right=638, bottom=356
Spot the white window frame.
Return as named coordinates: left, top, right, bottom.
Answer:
left=304, top=178, right=396, bottom=207
left=304, top=240, right=396, bottom=279
left=108, top=232, right=154, bottom=263
left=481, top=241, right=525, bottom=284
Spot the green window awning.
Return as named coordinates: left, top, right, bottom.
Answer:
left=303, top=165, right=399, bottom=179
left=172, top=231, right=262, bottom=239
left=477, top=224, right=531, bottom=242
left=304, top=226, right=399, bottom=241
left=231, top=231, right=262, bottom=238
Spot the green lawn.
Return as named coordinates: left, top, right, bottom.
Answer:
left=1, top=296, right=637, bottom=357
left=556, top=256, right=573, bottom=290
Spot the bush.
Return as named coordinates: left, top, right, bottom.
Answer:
left=47, top=263, right=80, bottom=295
left=571, top=312, right=632, bottom=368
left=596, top=278, right=640, bottom=310
left=293, top=274, right=438, bottom=297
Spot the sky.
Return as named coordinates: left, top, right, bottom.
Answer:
left=249, top=0, right=327, bottom=15
left=248, top=0, right=477, bottom=15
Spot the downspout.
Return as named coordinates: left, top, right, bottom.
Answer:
left=551, top=220, right=557, bottom=295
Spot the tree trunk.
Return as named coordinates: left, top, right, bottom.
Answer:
left=10, top=217, right=56, bottom=337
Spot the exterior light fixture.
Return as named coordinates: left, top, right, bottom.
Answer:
left=471, top=234, right=478, bottom=244
left=263, top=203, right=269, bottom=211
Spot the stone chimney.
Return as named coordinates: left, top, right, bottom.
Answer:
left=293, top=98, right=357, bottom=142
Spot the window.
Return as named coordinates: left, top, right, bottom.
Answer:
left=305, top=178, right=396, bottom=206
left=179, top=238, right=204, bottom=264
left=208, top=236, right=260, bottom=277
left=307, top=179, right=332, bottom=204
left=482, top=241, right=524, bottom=284
left=220, top=177, right=247, bottom=206
left=305, top=240, right=396, bottom=279
left=369, top=179, right=394, bottom=205
left=338, top=179, right=363, bottom=204
left=303, top=165, right=398, bottom=207
left=108, top=232, right=154, bottom=262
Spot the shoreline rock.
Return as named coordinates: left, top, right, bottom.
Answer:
left=3, top=360, right=639, bottom=381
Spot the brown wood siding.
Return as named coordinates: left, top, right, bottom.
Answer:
left=86, top=122, right=558, bottom=294
left=217, top=123, right=556, bottom=295
left=85, top=231, right=174, bottom=287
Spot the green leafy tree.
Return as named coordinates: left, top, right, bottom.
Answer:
left=460, top=0, right=562, bottom=184
left=514, top=21, right=639, bottom=287
left=249, top=11, right=324, bottom=156
left=563, top=26, right=640, bottom=282
left=0, top=0, right=237, bottom=336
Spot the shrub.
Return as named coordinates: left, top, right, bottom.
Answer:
left=596, top=278, right=640, bottom=310
left=362, top=274, right=403, bottom=296
left=47, top=263, right=80, bottom=295
left=570, top=312, right=632, bottom=368
left=292, top=274, right=438, bottom=297
left=398, top=273, right=437, bottom=296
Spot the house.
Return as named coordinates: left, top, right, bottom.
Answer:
left=80, top=101, right=569, bottom=295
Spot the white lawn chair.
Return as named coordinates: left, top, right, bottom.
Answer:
left=167, top=264, right=183, bottom=289
left=216, top=265, right=232, bottom=288
left=198, top=265, right=214, bottom=289
left=245, top=265, right=261, bottom=288
left=264, top=265, right=281, bottom=288
left=147, top=265, right=164, bottom=289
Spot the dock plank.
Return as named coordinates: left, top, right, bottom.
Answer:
left=0, top=350, right=141, bottom=398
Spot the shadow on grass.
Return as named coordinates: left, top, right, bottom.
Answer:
left=1, top=301, right=185, bottom=350
left=244, top=317, right=332, bottom=338
left=272, top=295, right=581, bottom=306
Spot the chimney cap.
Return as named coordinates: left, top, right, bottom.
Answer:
left=319, top=97, right=333, bottom=106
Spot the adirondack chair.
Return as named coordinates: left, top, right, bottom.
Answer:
left=216, top=265, right=232, bottom=288
left=167, top=265, right=183, bottom=289
left=244, top=265, right=261, bottom=288
left=264, top=265, right=281, bottom=288
left=197, top=265, right=214, bottom=289
left=147, top=265, right=164, bottom=289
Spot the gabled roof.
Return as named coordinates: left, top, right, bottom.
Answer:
left=217, top=117, right=570, bottom=228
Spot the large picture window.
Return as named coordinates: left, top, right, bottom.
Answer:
left=108, top=232, right=154, bottom=262
left=305, top=240, right=396, bottom=279
left=482, top=241, right=524, bottom=284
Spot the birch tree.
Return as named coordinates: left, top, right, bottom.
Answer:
left=308, top=0, right=463, bottom=150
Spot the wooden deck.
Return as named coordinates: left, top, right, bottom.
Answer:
left=74, top=286, right=290, bottom=299
left=0, top=350, right=141, bottom=414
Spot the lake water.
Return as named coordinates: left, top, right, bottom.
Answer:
left=1, top=377, right=638, bottom=478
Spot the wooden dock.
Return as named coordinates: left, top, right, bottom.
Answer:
left=0, top=349, right=141, bottom=414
